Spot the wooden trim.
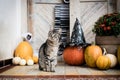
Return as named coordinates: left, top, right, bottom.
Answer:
left=80, top=0, right=107, bottom=1
left=80, top=0, right=107, bottom=2
left=107, top=0, right=117, bottom=13
left=27, top=0, right=33, bottom=34
left=0, top=65, right=14, bottom=73
left=0, top=58, right=12, bottom=70
left=117, top=0, right=120, bottom=12
left=33, top=0, right=63, bottom=4
left=35, top=3, right=63, bottom=4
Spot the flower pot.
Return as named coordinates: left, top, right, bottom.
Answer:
left=95, top=36, right=120, bottom=55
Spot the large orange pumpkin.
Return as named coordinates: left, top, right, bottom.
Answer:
left=84, top=45, right=102, bottom=67
left=63, top=46, right=84, bottom=65
left=14, top=41, right=33, bottom=59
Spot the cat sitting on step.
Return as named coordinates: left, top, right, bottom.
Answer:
left=38, top=28, right=61, bottom=72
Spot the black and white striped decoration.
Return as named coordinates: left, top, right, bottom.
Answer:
left=54, top=4, right=69, bottom=55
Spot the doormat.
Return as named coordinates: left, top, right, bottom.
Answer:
left=0, top=75, right=120, bottom=80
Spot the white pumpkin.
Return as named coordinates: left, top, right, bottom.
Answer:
left=19, top=59, right=26, bottom=66
left=27, top=59, right=34, bottom=66
left=12, top=57, right=21, bottom=65
left=106, top=54, right=117, bottom=68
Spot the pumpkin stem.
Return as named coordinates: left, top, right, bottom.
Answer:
left=23, top=38, right=26, bottom=41
left=103, top=48, right=107, bottom=55
left=91, top=41, right=95, bottom=45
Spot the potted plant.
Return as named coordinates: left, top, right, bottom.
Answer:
left=93, top=12, right=120, bottom=54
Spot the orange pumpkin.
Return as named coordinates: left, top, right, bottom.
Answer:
left=117, top=46, right=120, bottom=66
left=24, top=56, right=32, bottom=62
left=63, top=46, right=84, bottom=65
left=84, top=45, right=102, bottom=67
left=96, top=55, right=111, bottom=70
left=33, top=56, right=38, bottom=64
left=14, top=41, right=33, bottom=59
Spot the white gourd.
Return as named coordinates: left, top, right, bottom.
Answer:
left=106, top=54, right=117, bottom=68
left=19, top=59, right=26, bottom=66
left=27, top=59, right=34, bottom=66
left=12, top=57, right=21, bottom=65
left=103, top=48, right=117, bottom=68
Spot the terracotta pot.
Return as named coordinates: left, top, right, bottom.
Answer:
left=95, top=36, right=120, bottom=55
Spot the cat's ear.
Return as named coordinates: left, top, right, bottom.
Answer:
left=50, top=27, right=53, bottom=31
left=48, top=27, right=53, bottom=34
left=58, top=28, right=62, bottom=34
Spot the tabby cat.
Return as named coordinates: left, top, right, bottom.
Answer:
left=38, top=29, right=61, bottom=72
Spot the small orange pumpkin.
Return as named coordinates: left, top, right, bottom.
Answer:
left=63, top=46, right=84, bottom=66
left=33, top=56, right=38, bottom=64
left=96, top=55, right=111, bottom=70
left=14, top=41, right=33, bottom=59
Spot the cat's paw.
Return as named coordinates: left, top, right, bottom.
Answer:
left=50, top=68, right=55, bottom=72
left=43, top=68, right=47, bottom=71
left=51, top=70, right=55, bottom=72
left=39, top=66, right=43, bottom=71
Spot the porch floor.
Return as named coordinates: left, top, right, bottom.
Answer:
left=0, top=62, right=120, bottom=80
